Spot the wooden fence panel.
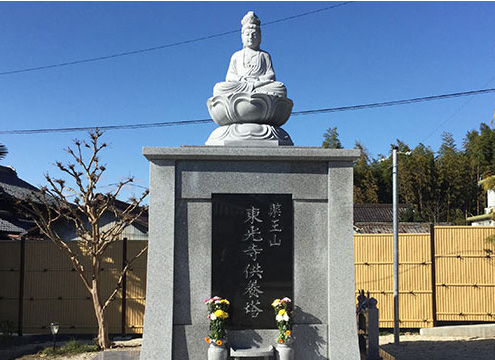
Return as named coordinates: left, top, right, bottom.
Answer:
left=434, top=226, right=495, bottom=323
left=354, top=233, right=433, bottom=328
left=4, top=226, right=495, bottom=334
left=125, top=242, right=147, bottom=334
left=126, top=298, right=145, bottom=334
left=22, top=299, right=122, bottom=334
left=0, top=240, right=147, bottom=335
left=0, top=242, right=21, bottom=330
left=22, top=241, right=124, bottom=334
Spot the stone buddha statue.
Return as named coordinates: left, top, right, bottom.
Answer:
left=213, top=11, right=287, bottom=98
left=205, top=11, right=294, bottom=146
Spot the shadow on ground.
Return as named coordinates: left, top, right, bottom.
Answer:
left=0, top=335, right=141, bottom=360
left=381, top=338, right=495, bottom=360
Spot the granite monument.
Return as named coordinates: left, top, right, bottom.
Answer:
left=141, top=11, right=360, bottom=360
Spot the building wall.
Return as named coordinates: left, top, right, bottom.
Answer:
left=51, top=213, right=148, bottom=242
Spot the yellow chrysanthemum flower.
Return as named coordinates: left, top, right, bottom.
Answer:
left=272, top=299, right=281, bottom=307
left=214, top=309, right=228, bottom=319
left=278, top=309, right=286, bottom=316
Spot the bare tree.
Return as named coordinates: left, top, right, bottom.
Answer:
left=20, top=129, right=148, bottom=349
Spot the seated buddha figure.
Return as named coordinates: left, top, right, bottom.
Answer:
left=213, top=11, right=287, bottom=98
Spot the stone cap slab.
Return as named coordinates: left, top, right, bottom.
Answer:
left=92, top=350, right=140, bottom=360
left=420, top=323, right=495, bottom=338
left=143, top=146, right=360, bottom=162
left=230, top=345, right=274, bottom=357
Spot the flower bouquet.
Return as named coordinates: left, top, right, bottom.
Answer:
left=271, top=297, right=293, bottom=344
left=204, top=296, right=230, bottom=346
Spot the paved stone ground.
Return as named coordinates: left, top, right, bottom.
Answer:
left=0, top=338, right=141, bottom=360
left=5, top=334, right=495, bottom=359
left=380, top=334, right=495, bottom=360
left=91, top=350, right=140, bottom=360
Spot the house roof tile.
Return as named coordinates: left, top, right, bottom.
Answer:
left=353, top=203, right=411, bottom=223
left=354, top=222, right=431, bottom=234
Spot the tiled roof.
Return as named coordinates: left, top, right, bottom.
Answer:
left=0, top=166, right=39, bottom=238
left=353, top=203, right=433, bottom=233
left=354, top=222, right=431, bottom=234
left=354, top=203, right=411, bottom=223
left=112, top=197, right=148, bottom=229
left=0, top=166, right=39, bottom=199
left=0, top=216, right=35, bottom=237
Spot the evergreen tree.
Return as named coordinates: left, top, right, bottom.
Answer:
left=319, top=123, right=495, bottom=223
left=400, top=143, right=441, bottom=222
left=463, top=123, right=495, bottom=214
left=353, top=142, right=378, bottom=203
left=322, top=127, right=343, bottom=149
left=437, top=132, right=471, bottom=224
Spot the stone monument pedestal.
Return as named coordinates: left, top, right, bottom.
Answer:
left=140, top=146, right=360, bottom=360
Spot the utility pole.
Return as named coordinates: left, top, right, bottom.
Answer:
left=392, top=145, right=400, bottom=345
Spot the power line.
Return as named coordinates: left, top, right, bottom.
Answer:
left=0, top=2, right=352, bottom=77
left=0, top=119, right=213, bottom=135
left=262, top=2, right=353, bottom=27
left=293, top=88, right=495, bottom=116
left=421, top=75, right=495, bottom=143
left=1, top=87, right=494, bottom=135
left=0, top=30, right=238, bottom=76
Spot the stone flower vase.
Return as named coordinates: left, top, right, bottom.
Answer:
left=208, top=342, right=228, bottom=360
left=276, top=343, right=294, bottom=360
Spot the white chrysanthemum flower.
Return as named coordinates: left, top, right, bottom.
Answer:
left=282, top=313, right=289, bottom=321
left=210, top=313, right=217, bottom=320
left=276, top=314, right=283, bottom=322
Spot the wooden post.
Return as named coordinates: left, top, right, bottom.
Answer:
left=430, top=223, right=437, bottom=327
left=18, top=236, right=26, bottom=336
left=392, top=146, right=399, bottom=345
left=121, top=237, right=128, bottom=335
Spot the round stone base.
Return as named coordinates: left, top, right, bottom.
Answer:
left=205, top=123, right=293, bottom=146
left=207, top=92, right=293, bottom=127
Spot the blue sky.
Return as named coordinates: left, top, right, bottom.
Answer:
left=1, top=1, right=495, bottom=201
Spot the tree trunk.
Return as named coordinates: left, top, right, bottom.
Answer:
left=91, top=285, right=111, bottom=349
left=91, top=252, right=110, bottom=350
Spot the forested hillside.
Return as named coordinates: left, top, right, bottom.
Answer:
left=323, top=123, right=495, bottom=224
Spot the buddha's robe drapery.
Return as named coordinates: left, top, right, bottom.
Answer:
left=213, top=48, right=287, bottom=97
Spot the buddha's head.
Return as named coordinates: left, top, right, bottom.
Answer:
left=241, top=11, right=261, bottom=50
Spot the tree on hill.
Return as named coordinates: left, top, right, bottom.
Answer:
left=322, top=123, right=495, bottom=224
left=398, top=143, right=441, bottom=222
left=19, top=129, right=148, bottom=349
left=437, top=132, right=473, bottom=223
left=353, top=142, right=379, bottom=203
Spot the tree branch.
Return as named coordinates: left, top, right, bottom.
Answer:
left=102, top=244, right=148, bottom=311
